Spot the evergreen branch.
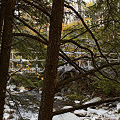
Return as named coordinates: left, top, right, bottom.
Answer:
left=64, top=4, right=118, bottom=78
left=61, top=27, right=84, bottom=40
left=22, top=0, right=51, bottom=17
left=62, top=40, right=94, bottom=56
left=64, top=4, right=104, bottom=59
left=56, top=61, right=120, bottom=91
left=13, top=33, right=47, bottom=45
left=14, top=16, right=48, bottom=42
left=59, top=49, right=85, bottom=73
left=58, top=56, right=90, bottom=67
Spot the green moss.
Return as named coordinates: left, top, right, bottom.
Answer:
left=67, top=94, right=85, bottom=101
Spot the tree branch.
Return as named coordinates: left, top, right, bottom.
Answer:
left=64, top=4, right=118, bottom=78
left=64, top=4, right=104, bottom=59
left=13, top=33, right=47, bottom=45
left=60, top=49, right=85, bottom=73
left=62, top=40, right=94, bottom=57
left=14, top=16, right=48, bottom=42
left=56, top=61, right=120, bottom=90
left=58, top=56, right=90, bottom=67
left=22, top=0, right=51, bottom=17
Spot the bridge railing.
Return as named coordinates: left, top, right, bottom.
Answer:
left=9, top=51, right=120, bottom=73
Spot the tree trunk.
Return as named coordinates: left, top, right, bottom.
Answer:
left=38, top=0, right=64, bottom=120
left=0, top=0, right=16, bottom=119
left=0, top=0, right=5, bottom=39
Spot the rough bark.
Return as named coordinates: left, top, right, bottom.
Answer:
left=0, top=0, right=16, bottom=119
left=38, top=0, right=64, bottom=120
left=0, top=0, right=4, bottom=38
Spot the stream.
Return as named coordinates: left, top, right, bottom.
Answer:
left=3, top=84, right=120, bottom=120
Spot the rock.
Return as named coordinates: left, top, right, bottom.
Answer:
left=117, top=103, right=120, bottom=113
left=87, top=107, right=107, bottom=116
left=84, top=97, right=101, bottom=105
left=7, top=85, right=16, bottom=91
left=19, top=86, right=28, bottom=92
left=9, top=101, right=15, bottom=106
left=3, top=113, right=10, bottom=119
left=54, top=96, right=63, bottom=100
left=62, top=106, right=73, bottom=109
left=74, top=100, right=80, bottom=104
left=74, top=109, right=87, bottom=117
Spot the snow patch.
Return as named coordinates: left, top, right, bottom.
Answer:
left=74, top=109, right=87, bottom=116
left=84, top=97, right=101, bottom=104
left=3, top=113, right=10, bottom=119
left=87, top=107, right=107, bottom=115
left=19, top=86, right=28, bottom=92
left=74, top=100, right=80, bottom=104
left=7, top=85, right=16, bottom=91
left=54, top=96, right=63, bottom=100
left=53, top=112, right=80, bottom=120
left=62, top=106, right=73, bottom=109
left=117, top=103, right=120, bottom=111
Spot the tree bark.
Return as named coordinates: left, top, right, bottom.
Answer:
left=0, top=0, right=4, bottom=39
left=0, top=0, right=16, bottom=119
left=38, top=0, right=64, bottom=120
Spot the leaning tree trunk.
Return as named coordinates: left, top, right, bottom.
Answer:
left=38, top=0, right=64, bottom=120
left=0, top=0, right=16, bottom=119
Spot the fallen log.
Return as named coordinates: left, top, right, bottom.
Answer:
left=53, top=97, right=120, bottom=116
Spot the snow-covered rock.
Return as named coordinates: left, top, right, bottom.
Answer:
left=117, top=103, right=120, bottom=110
left=84, top=97, right=101, bottom=105
left=3, top=113, right=10, bottom=119
left=74, top=100, right=80, bottom=104
left=54, top=96, right=63, bottom=100
left=62, top=106, right=73, bottom=109
left=53, top=112, right=80, bottom=120
left=19, top=86, right=28, bottom=92
left=9, top=101, right=15, bottom=106
left=74, top=109, right=87, bottom=116
left=7, top=85, right=16, bottom=91
left=117, top=102, right=120, bottom=113
left=87, top=107, right=107, bottom=115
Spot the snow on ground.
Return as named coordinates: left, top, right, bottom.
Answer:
left=4, top=101, right=120, bottom=120
left=53, top=112, right=80, bottom=120
left=3, top=85, right=120, bottom=120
